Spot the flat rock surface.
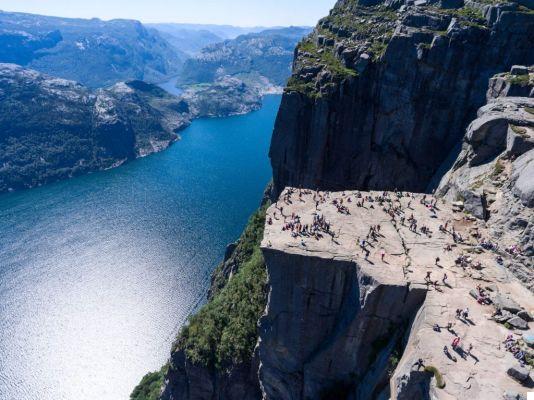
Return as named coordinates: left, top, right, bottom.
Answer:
left=262, top=188, right=533, bottom=399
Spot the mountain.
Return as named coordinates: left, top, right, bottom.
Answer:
left=176, top=27, right=313, bottom=92
left=133, top=1, right=534, bottom=399
left=146, top=24, right=224, bottom=55
left=0, top=63, right=263, bottom=193
left=149, top=23, right=279, bottom=40
left=0, top=11, right=186, bottom=88
left=0, top=64, right=190, bottom=193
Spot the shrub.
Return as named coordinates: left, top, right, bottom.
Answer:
left=175, top=205, right=269, bottom=369
left=130, top=365, right=168, bottom=400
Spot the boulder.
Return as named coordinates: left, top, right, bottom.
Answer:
left=510, top=65, right=529, bottom=75
left=493, top=294, right=522, bottom=313
left=507, top=364, right=530, bottom=383
left=494, top=310, right=513, bottom=323
left=503, top=390, right=526, bottom=400
left=507, top=316, right=529, bottom=330
left=517, top=310, right=533, bottom=322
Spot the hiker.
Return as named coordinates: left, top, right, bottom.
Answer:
left=435, top=257, right=440, bottom=266
left=380, top=249, right=386, bottom=262
left=462, top=308, right=469, bottom=320
left=452, top=336, right=461, bottom=349
left=442, top=273, right=448, bottom=284
left=467, top=344, right=473, bottom=355
left=455, top=309, right=461, bottom=319
left=413, top=358, right=425, bottom=370
left=425, top=271, right=432, bottom=282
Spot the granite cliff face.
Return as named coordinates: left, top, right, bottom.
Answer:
left=437, top=66, right=533, bottom=289
left=0, top=64, right=190, bottom=193
left=270, top=0, right=534, bottom=196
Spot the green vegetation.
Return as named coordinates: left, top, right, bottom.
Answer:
left=504, top=322, right=512, bottom=330
left=491, top=159, right=505, bottom=178
left=439, top=6, right=486, bottom=28
left=510, top=125, right=528, bottom=136
left=525, top=107, right=534, bottom=115
left=130, top=365, right=168, bottom=400
left=175, top=205, right=269, bottom=369
left=424, top=366, right=446, bottom=389
left=299, top=40, right=357, bottom=79
left=369, top=40, right=389, bottom=61
left=285, top=76, right=319, bottom=98
left=506, top=73, right=532, bottom=87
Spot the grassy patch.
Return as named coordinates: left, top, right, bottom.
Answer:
left=424, top=365, right=446, bottom=389
left=506, top=73, right=532, bottom=87
left=510, top=125, right=528, bottom=136
left=130, top=365, right=168, bottom=400
left=299, top=40, right=357, bottom=79
left=525, top=107, right=534, bottom=115
left=175, top=205, right=269, bottom=369
left=491, top=159, right=505, bottom=178
left=439, top=6, right=486, bottom=28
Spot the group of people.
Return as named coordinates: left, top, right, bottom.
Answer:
left=281, top=212, right=333, bottom=241
left=503, top=335, right=527, bottom=366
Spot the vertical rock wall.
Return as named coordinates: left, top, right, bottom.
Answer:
left=270, top=1, right=534, bottom=196
left=258, top=249, right=426, bottom=399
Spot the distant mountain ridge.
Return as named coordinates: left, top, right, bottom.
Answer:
left=176, top=26, right=312, bottom=92
left=0, top=11, right=186, bottom=88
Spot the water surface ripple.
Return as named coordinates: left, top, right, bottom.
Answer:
left=0, top=95, right=281, bottom=400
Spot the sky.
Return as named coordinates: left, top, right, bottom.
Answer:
left=0, top=0, right=337, bottom=26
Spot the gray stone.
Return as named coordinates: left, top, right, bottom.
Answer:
left=510, top=65, right=529, bottom=75
left=507, top=316, right=529, bottom=330
left=493, top=294, right=523, bottom=313
left=507, top=364, right=530, bottom=383
left=494, top=310, right=513, bottom=323
left=503, top=390, right=526, bottom=400
left=517, top=310, right=533, bottom=322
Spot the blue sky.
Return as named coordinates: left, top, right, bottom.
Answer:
left=0, top=0, right=337, bottom=26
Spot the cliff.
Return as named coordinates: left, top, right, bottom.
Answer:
left=134, top=1, right=534, bottom=399
left=437, top=66, right=533, bottom=289
left=269, top=0, right=534, bottom=196
left=259, top=188, right=533, bottom=399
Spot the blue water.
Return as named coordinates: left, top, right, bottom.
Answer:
left=0, top=95, right=281, bottom=400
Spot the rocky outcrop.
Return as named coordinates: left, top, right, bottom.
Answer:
left=437, top=66, right=534, bottom=290
left=270, top=0, right=534, bottom=197
left=261, top=188, right=534, bottom=399
left=0, top=64, right=190, bottom=193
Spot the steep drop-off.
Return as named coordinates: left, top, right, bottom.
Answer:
left=136, top=1, right=534, bottom=399
left=270, top=0, right=533, bottom=196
